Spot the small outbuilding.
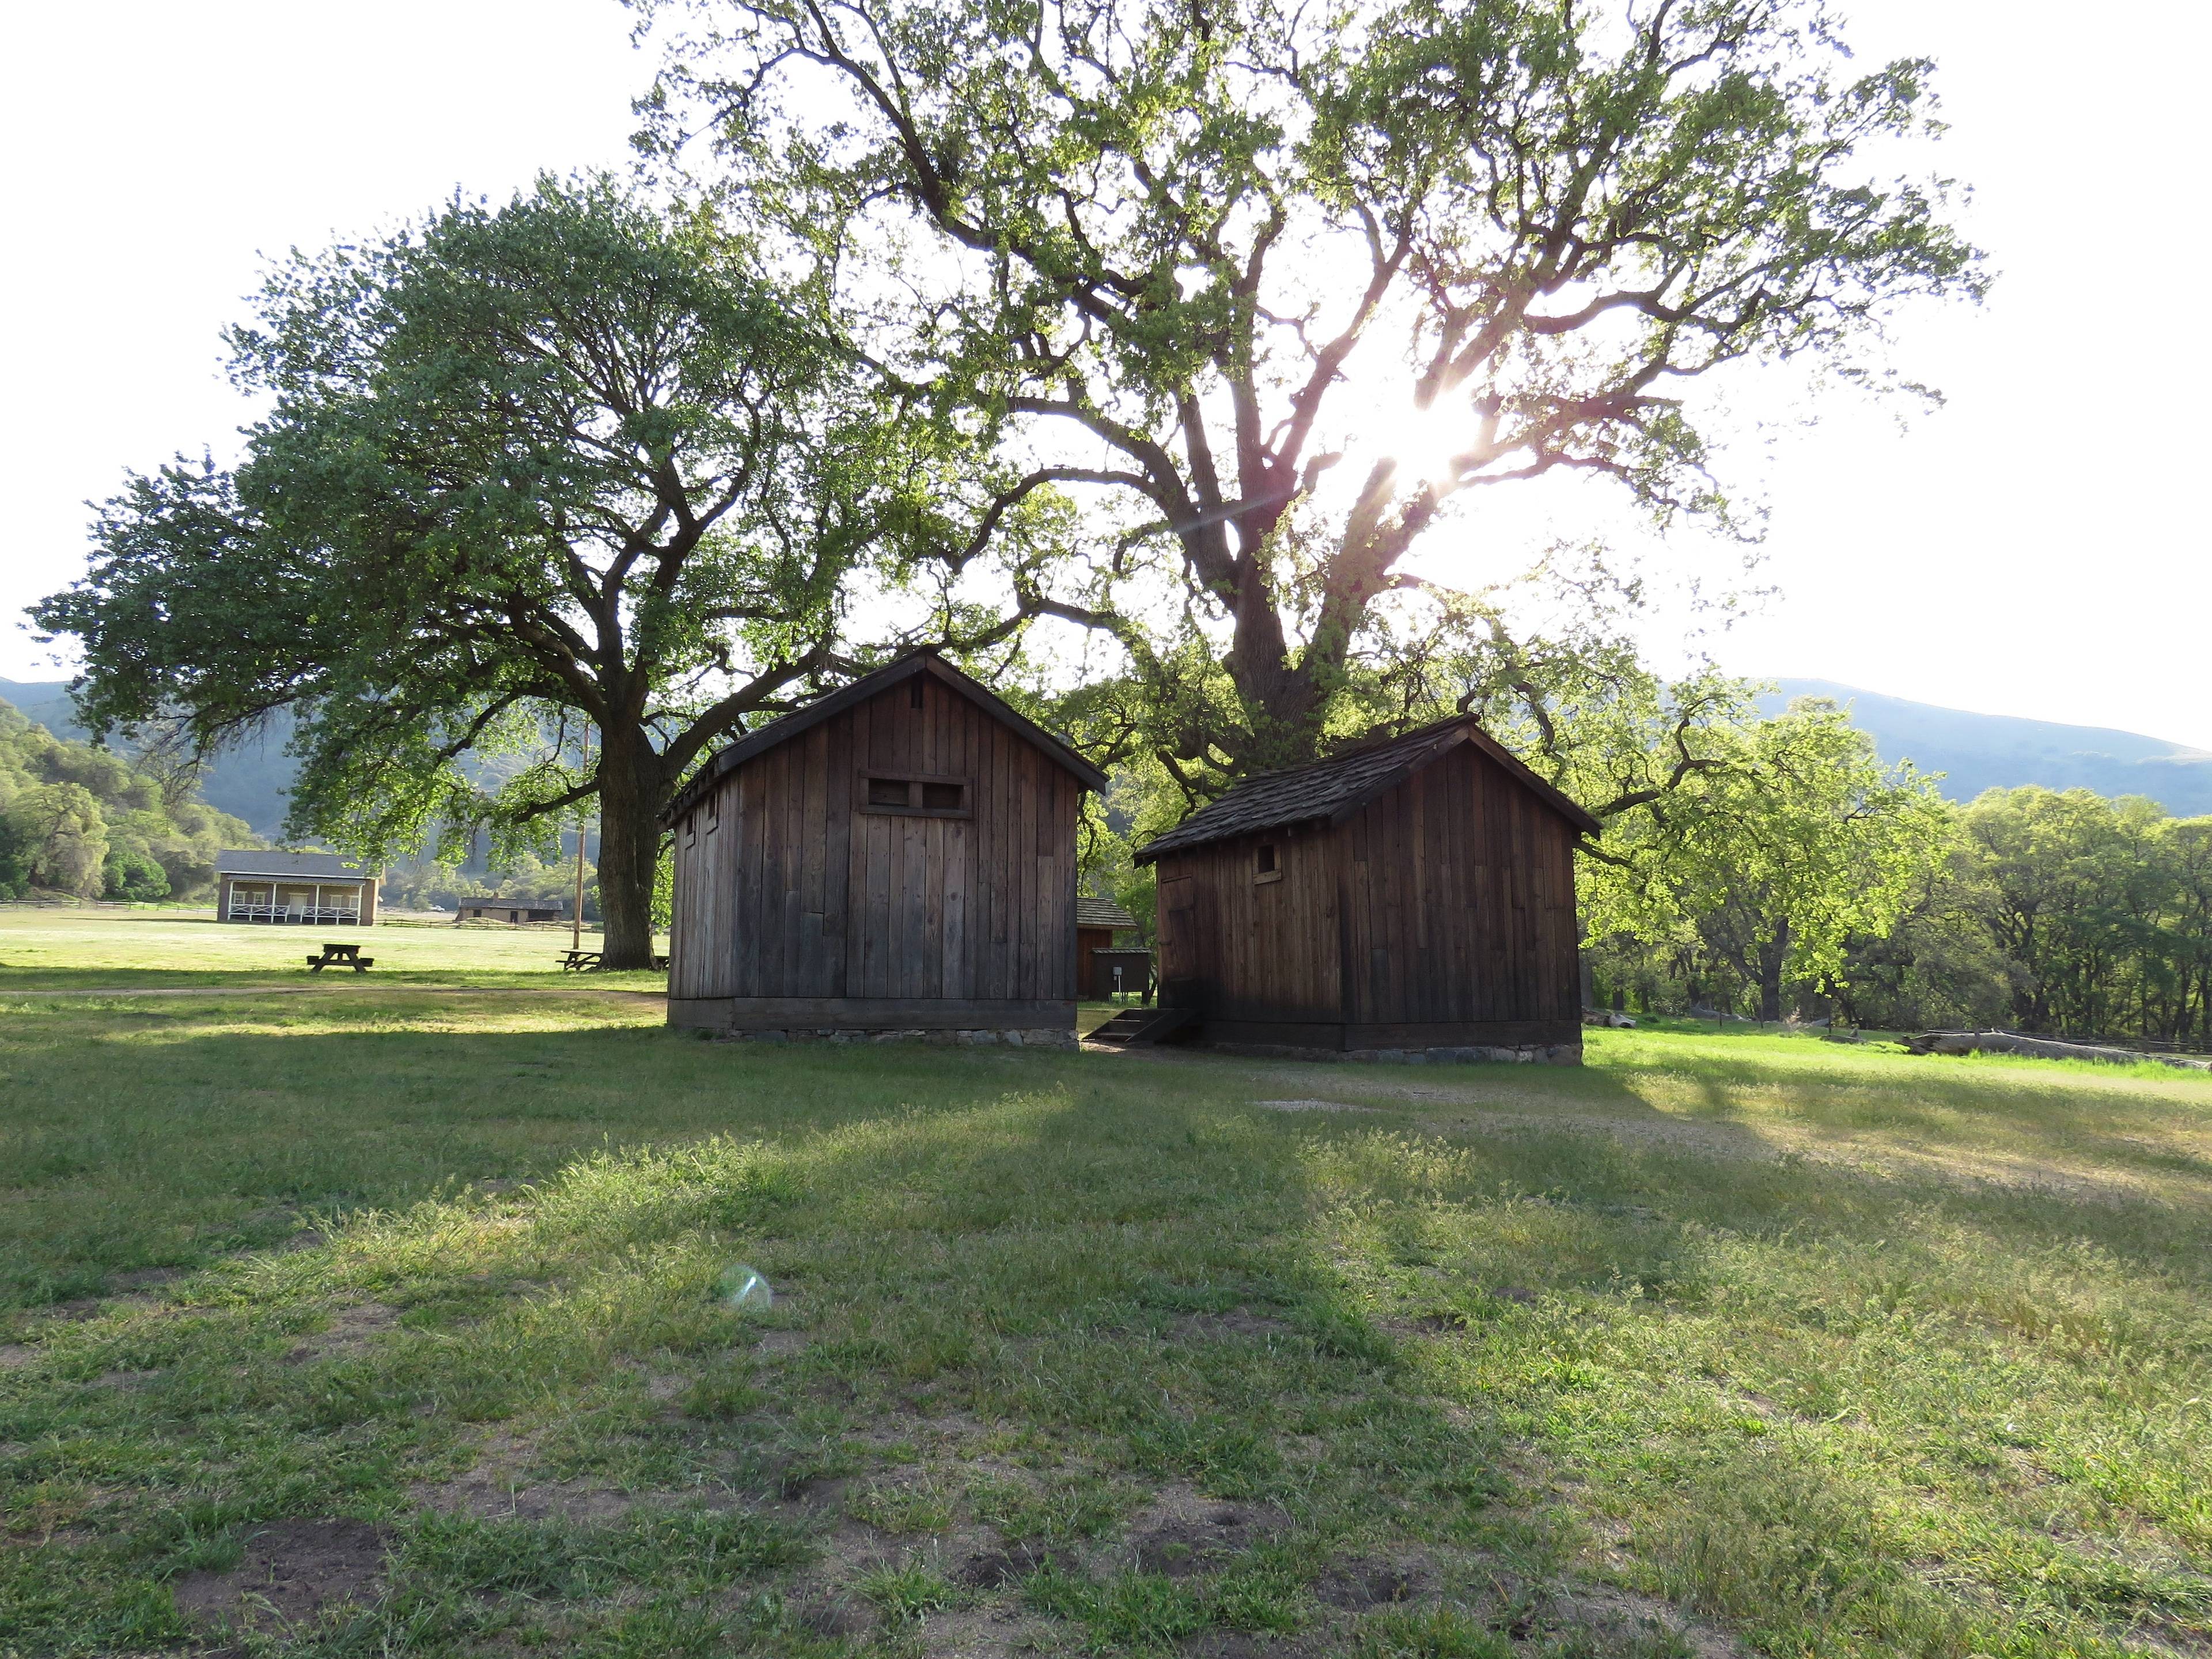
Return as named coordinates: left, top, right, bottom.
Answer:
left=662, top=652, right=1109, bottom=1043
left=456, top=897, right=569, bottom=925
left=216, top=850, right=380, bottom=925
left=1132, top=717, right=1600, bottom=1060
left=1077, top=895, right=1147, bottom=999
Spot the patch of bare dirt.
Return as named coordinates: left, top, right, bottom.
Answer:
left=1120, top=1486, right=1288, bottom=1578
left=1181, top=1634, right=1316, bottom=1658
left=851, top=1409, right=995, bottom=1454
left=88, top=1368, right=161, bottom=1391
left=953, top=1539, right=1077, bottom=1588
left=0, top=1345, right=33, bottom=1369
left=410, top=1429, right=635, bottom=1523
left=1561, top=1584, right=1748, bottom=1659
left=172, top=1518, right=389, bottom=1630
left=1170, top=1308, right=1293, bottom=1342
left=915, top=1603, right=1063, bottom=1656
left=1315, top=1555, right=1430, bottom=1608
left=2131, top=1619, right=2212, bottom=1659
left=1252, top=1098, right=1382, bottom=1113
left=774, top=1472, right=853, bottom=1512
left=111, top=1267, right=187, bottom=1291
left=283, top=1301, right=399, bottom=1365
left=790, top=1589, right=881, bottom=1641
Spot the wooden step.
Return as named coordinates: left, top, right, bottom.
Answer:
left=1089, top=1007, right=1196, bottom=1047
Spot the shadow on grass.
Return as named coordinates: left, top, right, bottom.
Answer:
left=2, top=1011, right=2203, bottom=1656
left=0, top=1037, right=1575, bottom=1654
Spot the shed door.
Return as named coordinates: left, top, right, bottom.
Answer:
left=1157, top=874, right=1202, bottom=1005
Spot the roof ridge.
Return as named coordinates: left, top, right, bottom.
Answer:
left=1231, top=715, right=1469, bottom=787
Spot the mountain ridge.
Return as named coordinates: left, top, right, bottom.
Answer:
left=1762, top=679, right=2212, bottom=815
left=0, top=677, right=297, bottom=835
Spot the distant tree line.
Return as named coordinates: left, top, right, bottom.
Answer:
left=0, top=699, right=252, bottom=903
left=1832, top=790, right=2212, bottom=1044
left=1574, top=694, right=2212, bottom=1045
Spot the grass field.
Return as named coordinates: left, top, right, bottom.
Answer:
left=3, top=913, right=2211, bottom=1657
left=0, top=908, right=669, bottom=991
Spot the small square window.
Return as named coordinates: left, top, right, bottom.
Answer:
left=1255, top=843, right=1283, bottom=884
left=868, top=776, right=912, bottom=807
left=1256, top=844, right=1278, bottom=874
left=684, top=812, right=697, bottom=847
left=704, top=794, right=719, bottom=832
left=921, top=781, right=964, bottom=810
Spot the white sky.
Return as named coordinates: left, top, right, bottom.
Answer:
left=4, top=2, right=2206, bottom=746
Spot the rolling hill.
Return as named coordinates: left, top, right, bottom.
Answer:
left=0, top=677, right=297, bottom=835
left=1762, top=680, right=2212, bottom=815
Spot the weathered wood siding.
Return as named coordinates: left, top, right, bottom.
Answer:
left=1152, top=825, right=1342, bottom=1025
left=1152, top=743, right=1581, bottom=1046
left=668, top=675, right=1080, bottom=1013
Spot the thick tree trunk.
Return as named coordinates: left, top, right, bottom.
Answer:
left=1757, top=921, right=1789, bottom=1023
left=595, top=733, right=663, bottom=971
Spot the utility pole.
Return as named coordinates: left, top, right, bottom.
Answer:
left=572, top=725, right=591, bottom=955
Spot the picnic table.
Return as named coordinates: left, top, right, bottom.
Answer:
left=558, top=950, right=671, bottom=972
left=306, top=941, right=374, bottom=974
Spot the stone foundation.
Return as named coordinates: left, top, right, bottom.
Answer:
left=1192, top=1039, right=1582, bottom=1066
left=710, top=1027, right=1078, bottom=1050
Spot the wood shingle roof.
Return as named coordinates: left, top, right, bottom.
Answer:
left=1076, top=895, right=1138, bottom=930
left=1131, top=717, right=1601, bottom=865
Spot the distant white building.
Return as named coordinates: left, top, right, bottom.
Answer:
left=215, top=850, right=380, bottom=926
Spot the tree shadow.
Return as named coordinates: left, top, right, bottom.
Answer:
left=1, top=1016, right=2200, bottom=1655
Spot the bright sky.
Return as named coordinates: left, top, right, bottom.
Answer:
left=5, top=2, right=2207, bottom=746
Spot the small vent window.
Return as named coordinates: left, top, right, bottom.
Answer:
left=704, top=793, right=719, bottom=832
left=1255, top=843, right=1282, bottom=884
left=861, top=771, right=972, bottom=817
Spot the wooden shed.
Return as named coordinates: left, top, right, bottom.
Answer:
left=1131, top=717, right=1600, bottom=1060
left=456, top=897, right=568, bottom=925
left=662, top=653, right=1109, bottom=1043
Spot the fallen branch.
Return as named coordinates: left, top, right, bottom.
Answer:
left=1903, top=1030, right=2212, bottom=1071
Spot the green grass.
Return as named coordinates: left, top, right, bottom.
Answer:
left=0, top=907, right=669, bottom=990
left=3, top=914, right=2211, bottom=1656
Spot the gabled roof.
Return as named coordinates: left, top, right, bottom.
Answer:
left=1131, top=717, right=1601, bottom=865
left=664, top=651, right=1109, bottom=825
left=1077, top=895, right=1139, bottom=930
left=217, top=849, right=377, bottom=881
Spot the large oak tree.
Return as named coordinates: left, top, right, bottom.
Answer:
left=35, top=176, right=958, bottom=965
left=639, top=0, right=1984, bottom=782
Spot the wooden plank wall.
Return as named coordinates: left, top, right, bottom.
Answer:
left=668, top=675, right=1079, bottom=1005
left=1150, top=743, right=1581, bottom=1038
left=1153, top=828, right=1340, bottom=1022
left=1339, top=745, right=1578, bottom=1029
